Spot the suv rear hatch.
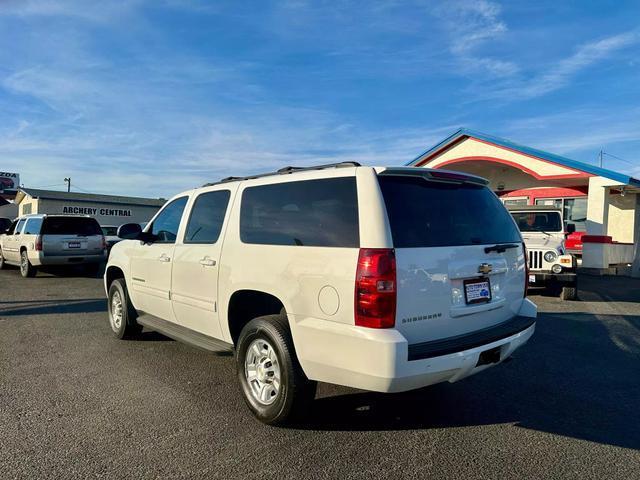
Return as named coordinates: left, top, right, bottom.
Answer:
left=41, top=217, right=105, bottom=256
left=377, top=169, right=525, bottom=345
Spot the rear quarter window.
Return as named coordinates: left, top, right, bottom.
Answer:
left=41, top=217, right=102, bottom=236
left=23, top=218, right=43, bottom=235
left=378, top=175, right=521, bottom=248
left=240, top=177, right=359, bottom=247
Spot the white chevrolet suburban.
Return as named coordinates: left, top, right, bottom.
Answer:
left=105, top=163, right=537, bottom=425
left=508, top=206, right=578, bottom=300
left=0, top=214, right=107, bottom=277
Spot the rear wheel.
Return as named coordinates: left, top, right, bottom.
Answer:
left=236, top=315, right=316, bottom=426
left=85, top=262, right=103, bottom=278
left=20, top=251, right=37, bottom=278
left=108, top=279, right=142, bottom=339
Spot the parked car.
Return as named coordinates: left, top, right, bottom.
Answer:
left=0, top=214, right=107, bottom=277
left=508, top=205, right=577, bottom=300
left=101, top=225, right=121, bottom=253
left=105, top=162, right=537, bottom=425
left=0, top=217, right=12, bottom=233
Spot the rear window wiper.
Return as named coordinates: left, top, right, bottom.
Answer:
left=484, top=243, right=520, bottom=254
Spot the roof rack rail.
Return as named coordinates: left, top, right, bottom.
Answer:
left=202, top=161, right=361, bottom=187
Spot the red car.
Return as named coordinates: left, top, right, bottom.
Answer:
left=565, top=231, right=585, bottom=255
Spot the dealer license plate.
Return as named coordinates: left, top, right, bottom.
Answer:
left=68, top=241, right=81, bottom=249
left=464, top=277, right=491, bottom=304
left=529, top=274, right=536, bottom=284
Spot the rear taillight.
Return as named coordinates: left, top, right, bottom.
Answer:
left=355, top=248, right=396, bottom=328
left=35, top=235, right=42, bottom=251
left=523, top=242, right=529, bottom=297
left=101, top=235, right=107, bottom=250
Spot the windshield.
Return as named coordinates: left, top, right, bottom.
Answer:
left=42, top=217, right=102, bottom=236
left=377, top=175, right=521, bottom=248
left=101, top=226, right=118, bottom=236
left=510, top=211, right=562, bottom=232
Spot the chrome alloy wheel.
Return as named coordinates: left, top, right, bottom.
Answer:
left=110, top=290, right=124, bottom=332
left=244, top=339, right=281, bottom=405
left=20, top=253, right=28, bottom=275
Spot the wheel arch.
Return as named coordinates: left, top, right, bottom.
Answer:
left=226, top=289, right=289, bottom=346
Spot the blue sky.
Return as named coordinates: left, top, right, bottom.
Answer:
left=1, top=0, right=639, bottom=198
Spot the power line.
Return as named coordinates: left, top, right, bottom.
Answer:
left=602, top=151, right=635, bottom=166
left=29, top=183, right=67, bottom=189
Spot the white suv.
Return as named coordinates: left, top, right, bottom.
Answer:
left=105, top=163, right=537, bottom=425
left=0, top=214, right=107, bottom=277
left=509, top=206, right=578, bottom=300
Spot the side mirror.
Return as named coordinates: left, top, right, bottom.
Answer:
left=566, top=223, right=576, bottom=234
left=117, top=223, right=142, bottom=240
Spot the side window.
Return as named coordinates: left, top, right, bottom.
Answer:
left=23, top=218, right=43, bottom=235
left=184, top=190, right=231, bottom=244
left=149, top=197, right=188, bottom=244
left=14, top=219, right=26, bottom=235
left=240, top=177, right=359, bottom=247
left=6, top=220, right=18, bottom=235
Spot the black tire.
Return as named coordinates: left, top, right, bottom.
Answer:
left=560, top=286, right=578, bottom=301
left=107, top=279, right=142, bottom=339
left=0, top=248, right=6, bottom=270
left=20, top=250, right=37, bottom=278
left=85, top=262, right=103, bottom=278
left=236, top=315, right=317, bottom=426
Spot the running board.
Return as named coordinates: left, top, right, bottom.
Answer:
left=137, top=313, right=234, bottom=354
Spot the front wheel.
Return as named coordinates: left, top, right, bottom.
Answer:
left=20, top=251, right=37, bottom=278
left=108, top=279, right=142, bottom=339
left=236, top=315, right=317, bottom=426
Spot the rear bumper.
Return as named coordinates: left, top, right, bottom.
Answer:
left=31, top=252, right=107, bottom=266
left=294, top=298, right=537, bottom=393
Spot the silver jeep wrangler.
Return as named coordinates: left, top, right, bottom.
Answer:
left=508, top=205, right=578, bottom=300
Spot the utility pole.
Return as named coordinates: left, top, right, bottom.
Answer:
left=599, top=150, right=603, bottom=168
left=64, top=177, right=71, bottom=192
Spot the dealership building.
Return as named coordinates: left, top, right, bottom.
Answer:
left=12, top=188, right=166, bottom=226
left=409, top=129, right=640, bottom=276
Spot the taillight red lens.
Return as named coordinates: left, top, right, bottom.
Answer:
left=523, top=242, right=529, bottom=297
left=355, top=248, right=396, bottom=328
left=35, top=235, right=42, bottom=251
left=101, top=235, right=107, bottom=250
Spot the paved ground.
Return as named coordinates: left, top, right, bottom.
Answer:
left=1, top=268, right=639, bottom=479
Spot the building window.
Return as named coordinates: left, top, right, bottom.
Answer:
left=535, top=197, right=587, bottom=231
left=22, top=203, right=32, bottom=215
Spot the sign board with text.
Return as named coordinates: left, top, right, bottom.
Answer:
left=0, top=172, right=19, bottom=194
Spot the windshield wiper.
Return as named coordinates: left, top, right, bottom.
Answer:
left=484, top=243, right=520, bottom=254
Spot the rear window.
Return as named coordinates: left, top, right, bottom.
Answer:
left=41, top=217, right=102, bottom=236
left=101, top=226, right=118, bottom=236
left=240, top=177, right=359, bottom=247
left=510, top=211, right=562, bottom=232
left=378, top=175, right=521, bottom=248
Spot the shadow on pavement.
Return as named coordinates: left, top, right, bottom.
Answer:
left=0, top=298, right=107, bottom=316
left=299, top=311, right=640, bottom=451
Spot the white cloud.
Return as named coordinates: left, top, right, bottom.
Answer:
left=483, top=30, right=640, bottom=100
left=440, top=0, right=507, bottom=54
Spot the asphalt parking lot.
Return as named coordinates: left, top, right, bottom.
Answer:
left=1, top=268, right=639, bottom=479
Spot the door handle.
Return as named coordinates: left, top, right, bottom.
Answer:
left=158, top=254, right=171, bottom=262
left=199, top=256, right=216, bottom=267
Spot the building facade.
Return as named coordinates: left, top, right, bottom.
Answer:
left=408, top=129, right=640, bottom=276
left=14, top=188, right=166, bottom=227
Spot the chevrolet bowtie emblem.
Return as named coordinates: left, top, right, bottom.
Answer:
left=478, top=263, right=492, bottom=274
